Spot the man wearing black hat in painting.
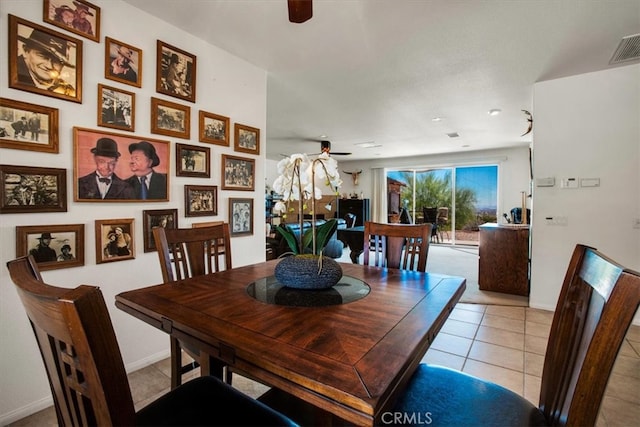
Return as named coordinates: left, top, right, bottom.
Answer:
left=29, top=232, right=57, bottom=263
left=17, top=28, right=75, bottom=95
left=127, top=141, right=167, bottom=199
left=78, top=138, right=135, bottom=199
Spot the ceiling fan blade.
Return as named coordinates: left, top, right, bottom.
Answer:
left=288, top=0, right=313, bottom=23
left=320, top=140, right=351, bottom=156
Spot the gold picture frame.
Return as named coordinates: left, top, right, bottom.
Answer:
left=156, top=40, right=196, bottom=103
left=97, top=84, right=135, bottom=132
left=104, top=37, right=142, bottom=88
left=151, top=97, right=190, bottom=139
left=0, top=98, right=59, bottom=153
left=43, top=0, right=100, bottom=42
left=73, top=127, right=170, bottom=202
left=9, top=14, right=83, bottom=103
left=95, top=218, right=135, bottom=263
left=199, top=110, right=229, bottom=146
left=0, top=164, right=67, bottom=214
left=234, top=123, right=260, bottom=155
left=16, top=223, right=84, bottom=270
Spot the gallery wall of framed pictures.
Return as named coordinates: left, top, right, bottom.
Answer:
left=0, top=0, right=267, bottom=274
left=2, top=0, right=272, bottom=420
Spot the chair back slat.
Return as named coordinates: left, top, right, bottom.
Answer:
left=538, top=245, right=640, bottom=426
left=6, top=255, right=136, bottom=426
left=153, top=224, right=232, bottom=283
left=362, top=222, right=432, bottom=271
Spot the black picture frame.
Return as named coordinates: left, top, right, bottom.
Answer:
left=229, top=198, right=253, bottom=236
left=142, top=208, right=178, bottom=252
left=185, top=185, right=217, bottom=217
left=176, top=143, right=210, bottom=178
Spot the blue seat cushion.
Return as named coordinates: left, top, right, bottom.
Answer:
left=390, top=364, right=548, bottom=426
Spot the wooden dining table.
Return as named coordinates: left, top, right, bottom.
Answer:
left=115, top=259, right=465, bottom=426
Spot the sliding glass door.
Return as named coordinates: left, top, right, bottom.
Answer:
left=387, top=165, right=497, bottom=246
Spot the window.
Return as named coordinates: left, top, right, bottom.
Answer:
left=387, top=165, right=498, bottom=245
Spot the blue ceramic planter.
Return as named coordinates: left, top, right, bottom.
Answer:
left=274, top=255, right=343, bottom=290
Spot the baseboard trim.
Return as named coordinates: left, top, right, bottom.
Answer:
left=0, top=349, right=171, bottom=425
left=0, top=396, right=53, bottom=426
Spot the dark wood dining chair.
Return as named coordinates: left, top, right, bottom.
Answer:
left=153, top=224, right=232, bottom=389
left=391, top=244, right=640, bottom=426
left=362, top=221, right=432, bottom=272
left=422, top=206, right=440, bottom=243
left=5, top=255, right=298, bottom=427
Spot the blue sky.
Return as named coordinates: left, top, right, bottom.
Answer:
left=388, top=165, right=497, bottom=210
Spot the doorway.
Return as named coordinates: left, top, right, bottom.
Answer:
left=386, top=165, right=498, bottom=246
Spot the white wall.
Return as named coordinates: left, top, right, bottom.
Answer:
left=0, top=0, right=267, bottom=423
left=530, top=65, right=640, bottom=314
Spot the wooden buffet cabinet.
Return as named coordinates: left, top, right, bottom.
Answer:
left=478, top=223, right=530, bottom=296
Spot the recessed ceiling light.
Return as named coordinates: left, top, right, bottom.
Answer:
left=488, top=109, right=502, bottom=116
left=446, top=132, right=460, bottom=138
left=431, top=117, right=444, bottom=122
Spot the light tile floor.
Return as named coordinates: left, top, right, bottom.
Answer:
left=9, top=303, right=640, bottom=426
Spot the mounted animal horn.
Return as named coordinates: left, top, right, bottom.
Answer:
left=343, top=170, right=363, bottom=186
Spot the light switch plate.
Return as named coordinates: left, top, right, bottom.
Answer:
left=561, top=178, right=579, bottom=189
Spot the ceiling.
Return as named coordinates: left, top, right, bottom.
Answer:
left=123, top=0, right=640, bottom=161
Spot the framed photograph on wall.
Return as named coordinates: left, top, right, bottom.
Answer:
left=234, top=123, right=260, bottom=155
left=199, top=110, right=229, bottom=146
left=97, top=84, right=135, bottom=132
left=73, top=127, right=170, bottom=202
left=185, top=185, right=217, bottom=217
left=16, top=224, right=84, bottom=271
left=0, top=165, right=67, bottom=214
left=142, top=208, right=178, bottom=252
left=8, top=14, right=83, bottom=103
left=43, top=0, right=100, bottom=42
left=151, top=97, right=190, bottom=139
left=176, top=143, right=210, bottom=178
left=0, top=98, right=59, bottom=153
left=221, top=154, right=255, bottom=191
left=156, top=40, right=196, bottom=103
left=104, top=37, right=141, bottom=87
left=229, top=198, right=253, bottom=236
left=95, top=218, right=135, bottom=263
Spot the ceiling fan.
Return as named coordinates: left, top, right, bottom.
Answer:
left=317, top=140, right=352, bottom=156
left=288, top=0, right=313, bottom=23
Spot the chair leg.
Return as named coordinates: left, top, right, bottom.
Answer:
left=225, top=367, right=233, bottom=385
left=170, top=337, right=182, bottom=390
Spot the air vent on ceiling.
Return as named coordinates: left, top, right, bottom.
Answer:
left=446, top=132, right=460, bottom=138
left=609, top=34, right=640, bottom=65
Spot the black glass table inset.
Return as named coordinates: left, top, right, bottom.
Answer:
left=247, top=275, right=370, bottom=307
